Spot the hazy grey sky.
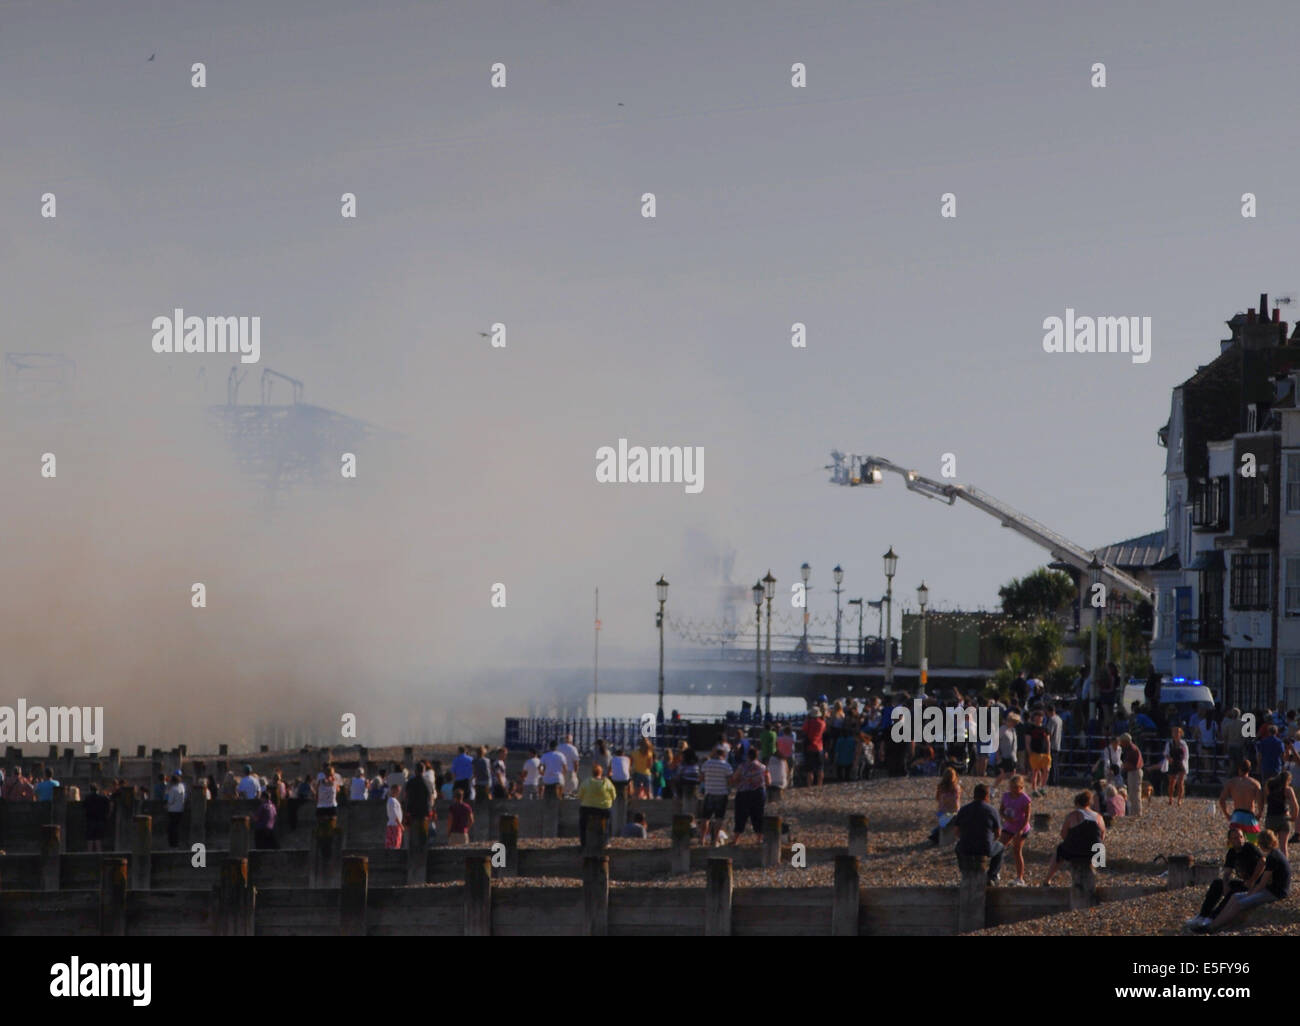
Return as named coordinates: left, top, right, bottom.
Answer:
left=3, top=0, right=1297, bottom=737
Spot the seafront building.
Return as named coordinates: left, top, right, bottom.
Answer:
left=1145, top=294, right=1300, bottom=711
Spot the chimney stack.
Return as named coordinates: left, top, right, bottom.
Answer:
left=1248, top=308, right=1257, bottom=323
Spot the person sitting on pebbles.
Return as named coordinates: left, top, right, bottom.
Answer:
left=1199, top=829, right=1290, bottom=933
left=1042, top=791, right=1106, bottom=886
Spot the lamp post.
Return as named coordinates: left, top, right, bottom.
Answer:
left=763, top=571, right=777, bottom=718
left=1087, top=557, right=1102, bottom=723
left=752, top=580, right=764, bottom=716
left=917, top=581, right=929, bottom=697
left=800, top=562, right=811, bottom=656
left=833, top=564, right=844, bottom=658
left=883, top=547, right=898, bottom=689
left=848, top=598, right=863, bottom=665
left=656, top=575, right=668, bottom=722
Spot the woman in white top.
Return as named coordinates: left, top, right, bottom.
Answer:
left=609, top=748, right=632, bottom=800
left=385, top=785, right=404, bottom=850
left=313, top=764, right=339, bottom=819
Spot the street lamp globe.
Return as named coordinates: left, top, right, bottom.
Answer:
left=883, top=547, right=898, bottom=579
left=800, top=562, right=811, bottom=584
left=656, top=576, right=669, bottom=603
left=917, top=581, right=929, bottom=610
left=762, top=570, right=777, bottom=601
left=752, top=581, right=764, bottom=607
left=833, top=564, right=844, bottom=586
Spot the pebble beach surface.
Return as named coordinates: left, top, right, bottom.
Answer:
left=477, top=775, right=1299, bottom=933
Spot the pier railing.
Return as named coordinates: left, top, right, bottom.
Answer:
left=504, top=718, right=690, bottom=755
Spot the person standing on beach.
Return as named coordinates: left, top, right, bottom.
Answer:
left=540, top=741, right=568, bottom=798
left=1164, top=727, right=1189, bottom=806
left=729, top=746, right=769, bottom=844
left=802, top=707, right=826, bottom=787
left=952, top=783, right=1003, bottom=886
left=446, top=788, right=473, bottom=845
left=84, top=783, right=111, bottom=852
left=385, top=783, right=404, bottom=850
left=253, top=788, right=279, bottom=849
left=164, top=771, right=187, bottom=848
left=558, top=734, right=582, bottom=797
left=699, top=746, right=733, bottom=846
left=1219, top=761, right=1263, bottom=844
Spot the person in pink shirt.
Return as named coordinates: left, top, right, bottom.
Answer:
left=998, top=774, right=1032, bottom=886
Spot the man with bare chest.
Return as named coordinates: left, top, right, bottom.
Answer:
left=1220, top=761, right=1263, bottom=843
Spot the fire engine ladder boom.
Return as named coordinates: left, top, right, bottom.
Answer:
left=827, top=452, right=1154, bottom=605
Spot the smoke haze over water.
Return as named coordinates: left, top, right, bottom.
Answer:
left=6, top=0, right=1287, bottom=747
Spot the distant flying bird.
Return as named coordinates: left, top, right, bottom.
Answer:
left=478, top=331, right=490, bottom=338
left=617, top=102, right=624, bottom=106
left=148, top=53, right=155, bottom=61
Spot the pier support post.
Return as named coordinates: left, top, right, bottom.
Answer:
left=216, top=858, right=254, bottom=936
left=1069, top=857, right=1098, bottom=910
left=341, top=855, right=368, bottom=936
left=407, top=816, right=429, bottom=885
left=311, top=815, right=342, bottom=888
left=498, top=814, right=519, bottom=877
left=1126, top=770, right=1143, bottom=817
left=671, top=815, right=693, bottom=874
left=464, top=855, right=491, bottom=936
left=832, top=854, right=860, bottom=936
left=99, top=858, right=127, bottom=936
left=40, top=825, right=61, bottom=890
left=583, top=855, right=610, bottom=936
left=229, top=816, right=250, bottom=861
left=762, top=816, right=782, bottom=867
left=131, top=816, right=152, bottom=890
left=705, top=857, right=733, bottom=936
left=847, top=814, right=869, bottom=857
left=114, top=785, right=136, bottom=853
left=1167, top=855, right=1192, bottom=890
left=190, top=782, right=208, bottom=848
left=957, top=855, right=989, bottom=933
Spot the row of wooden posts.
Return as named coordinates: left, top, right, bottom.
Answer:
left=20, top=810, right=872, bottom=890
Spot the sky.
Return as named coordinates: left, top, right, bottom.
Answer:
left=2, top=0, right=1297, bottom=743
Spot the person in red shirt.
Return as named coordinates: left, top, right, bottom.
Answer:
left=802, top=707, right=827, bottom=787
left=447, top=789, right=474, bottom=845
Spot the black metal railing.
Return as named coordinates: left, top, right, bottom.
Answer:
left=504, top=717, right=690, bottom=755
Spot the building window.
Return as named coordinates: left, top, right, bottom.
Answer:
left=1192, top=477, right=1228, bottom=529
left=1284, top=655, right=1300, bottom=714
left=1287, top=559, right=1300, bottom=617
left=1161, top=589, right=1175, bottom=643
left=1230, top=553, right=1270, bottom=610
left=1288, top=454, right=1300, bottom=513
left=1229, top=648, right=1273, bottom=711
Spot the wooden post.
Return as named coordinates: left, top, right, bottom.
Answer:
left=190, top=780, right=208, bottom=847
left=762, top=816, right=781, bottom=867
left=498, top=814, right=519, bottom=878
left=832, top=854, right=860, bottom=936
left=107, top=748, right=121, bottom=779
left=541, top=790, right=560, bottom=839
left=216, top=857, right=254, bottom=936
left=583, top=854, right=610, bottom=936
left=1167, top=855, right=1192, bottom=890
left=311, top=815, right=341, bottom=888
left=40, top=824, right=61, bottom=890
left=611, top=790, right=628, bottom=835
left=51, top=784, right=67, bottom=852
left=131, top=815, right=152, bottom=890
left=956, top=854, right=989, bottom=933
left=1032, top=812, right=1051, bottom=833
left=582, top=811, right=607, bottom=855
left=114, top=785, right=135, bottom=852
left=847, top=814, right=869, bottom=857
left=407, top=816, right=430, bottom=885
left=1126, top=769, right=1143, bottom=817
left=219, top=743, right=229, bottom=756
left=341, top=855, right=368, bottom=936
left=229, top=815, right=250, bottom=861
left=62, top=747, right=75, bottom=777
left=705, top=857, right=733, bottom=936
left=673, top=782, right=697, bottom=815
left=464, top=855, right=492, bottom=936
left=1068, top=857, right=1098, bottom=910
left=99, top=857, right=127, bottom=936
left=473, top=793, right=491, bottom=843
left=671, top=814, right=693, bottom=874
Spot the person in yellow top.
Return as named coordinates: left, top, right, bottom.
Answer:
left=631, top=740, right=655, bottom=799
left=578, top=764, right=616, bottom=845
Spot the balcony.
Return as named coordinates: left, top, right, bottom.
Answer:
left=1178, top=616, right=1224, bottom=650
